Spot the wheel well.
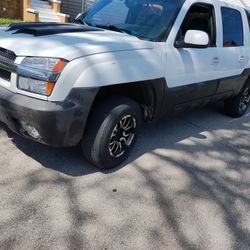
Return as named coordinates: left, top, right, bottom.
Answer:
left=90, top=81, right=155, bottom=121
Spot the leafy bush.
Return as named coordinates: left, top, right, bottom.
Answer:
left=0, top=18, right=22, bottom=25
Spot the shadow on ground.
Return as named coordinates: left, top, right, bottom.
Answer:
left=0, top=104, right=249, bottom=249
left=0, top=103, right=249, bottom=176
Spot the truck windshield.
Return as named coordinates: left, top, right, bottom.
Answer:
left=78, top=0, right=184, bottom=41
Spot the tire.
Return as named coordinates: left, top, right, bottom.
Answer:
left=81, top=96, right=142, bottom=169
left=224, top=81, right=250, bottom=118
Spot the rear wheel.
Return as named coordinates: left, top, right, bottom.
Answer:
left=82, top=97, right=142, bottom=169
left=224, top=81, right=250, bottom=117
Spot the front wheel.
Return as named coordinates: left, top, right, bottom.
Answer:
left=224, top=81, right=250, bottom=118
left=82, top=97, right=142, bottom=169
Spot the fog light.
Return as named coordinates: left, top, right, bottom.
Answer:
left=20, top=121, right=40, bottom=139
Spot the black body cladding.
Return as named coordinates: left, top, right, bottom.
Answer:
left=0, top=85, right=99, bottom=147
left=149, top=69, right=250, bottom=119
left=0, top=69, right=248, bottom=147
left=6, top=22, right=103, bottom=36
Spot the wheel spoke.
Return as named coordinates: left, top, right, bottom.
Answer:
left=117, top=142, right=122, bottom=152
left=114, top=141, right=121, bottom=154
left=111, top=125, right=118, bottom=137
left=123, top=129, right=132, bottom=137
left=109, top=115, right=136, bottom=158
left=244, top=93, right=250, bottom=103
left=109, top=139, right=115, bottom=146
left=123, top=130, right=133, bottom=139
left=240, top=102, right=246, bottom=111
left=110, top=141, right=118, bottom=152
left=120, top=118, right=130, bottom=130
left=124, top=124, right=134, bottom=131
left=119, top=137, right=127, bottom=144
left=243, top=99, right=249, bottom=105
left=239, top=88, right=250, bottom=112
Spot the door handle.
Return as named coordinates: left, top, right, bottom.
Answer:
left=212, top=57, right=220, bottom=64
left=239, top=56, right=245, bottom=63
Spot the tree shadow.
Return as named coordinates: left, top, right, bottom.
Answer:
left=0, top=103, right=249, bottom=177
left=131, top=147, right=250, bottom=249
left=0, top=104, right=249, bottom=249
left=0, top=121, right=99, bottom=176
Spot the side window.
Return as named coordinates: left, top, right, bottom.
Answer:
left=177, top=4, right=216, bottom=46
left=221, top=7, right=244, bottom=47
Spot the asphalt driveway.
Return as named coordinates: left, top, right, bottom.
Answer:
left=0, top=104, right=249, bottom=250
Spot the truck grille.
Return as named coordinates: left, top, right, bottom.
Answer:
left=0, top=47, right=16, bottom=81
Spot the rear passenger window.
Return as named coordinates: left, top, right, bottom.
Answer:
left=221, top=7, right=244, bottom=47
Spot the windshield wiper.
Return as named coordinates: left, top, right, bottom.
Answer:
left=107, top=25, right=129, bottom=34
left=74, top=19, right=90, bottom=26
left=94, top=24, right=131, bottom=35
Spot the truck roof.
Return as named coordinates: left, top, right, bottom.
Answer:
left=214, top=0, right=250, bottom=11
left=223, top=0, right=249, bottom=10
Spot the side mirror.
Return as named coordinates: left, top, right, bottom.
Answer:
left=175, top=30, right=209, bottom=49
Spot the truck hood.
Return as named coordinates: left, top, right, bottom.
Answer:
left=0, top=23, right=153, bottom=61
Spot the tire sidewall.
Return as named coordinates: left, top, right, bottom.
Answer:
left=225, top=81, right=250, bottom=117
left=236, top=82, right=250, bottom=116
left=92, top=101, right=142, bottom=169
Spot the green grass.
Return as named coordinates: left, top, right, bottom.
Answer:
left=0, top=18, right=22, bottom=25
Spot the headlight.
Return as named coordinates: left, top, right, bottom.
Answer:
left=17, top=57, right=67, bottom=96
left=18, top=77, right=55, bottom=96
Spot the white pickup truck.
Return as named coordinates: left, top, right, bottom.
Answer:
left=0, top=0, right=249, bottom=169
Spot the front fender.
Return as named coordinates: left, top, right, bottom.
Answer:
left=48, top=47, right=165, bottom=102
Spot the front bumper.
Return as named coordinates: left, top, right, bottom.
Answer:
left=0, top=85, right=98, bottom=147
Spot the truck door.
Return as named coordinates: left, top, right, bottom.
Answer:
left=164, top=1, right=220, bottom=109
left=216, top=6, right=249, bottom=95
